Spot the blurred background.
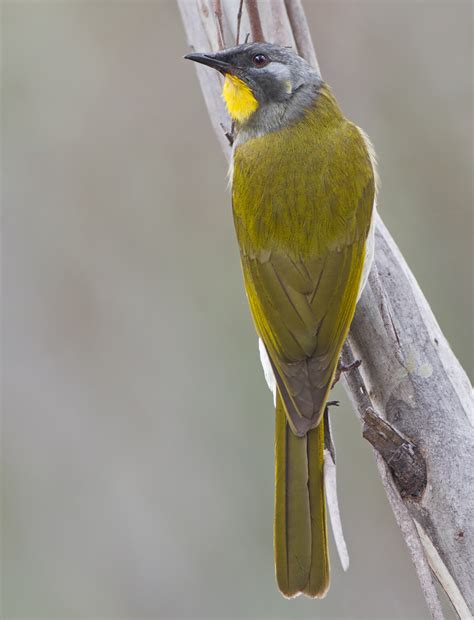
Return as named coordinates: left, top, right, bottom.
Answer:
left=2, top=1, right=472, bottom=619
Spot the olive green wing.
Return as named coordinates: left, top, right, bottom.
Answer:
left=240, top=237, right=367, bottom=436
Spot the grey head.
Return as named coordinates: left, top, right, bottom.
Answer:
left=185, top=42, right=322, bottom=143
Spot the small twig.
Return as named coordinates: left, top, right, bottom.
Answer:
left=245, top=0, right=265, bottom=41
left=236, top=0, right=244, bottom=44
left=213, top=0, right=225, bottom=49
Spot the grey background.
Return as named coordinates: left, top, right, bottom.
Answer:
left=2, top=1, right=472, bottom=619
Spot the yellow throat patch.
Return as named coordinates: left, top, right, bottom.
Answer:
left=222, top=74, right=259, bottom=122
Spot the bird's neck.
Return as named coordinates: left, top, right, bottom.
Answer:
left=233, top=75, right=322, bottom=148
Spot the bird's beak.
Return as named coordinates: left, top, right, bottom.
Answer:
left=184, top=52, right=234, bottom=75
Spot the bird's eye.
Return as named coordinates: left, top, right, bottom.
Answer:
left=252, top=53, right=269, bottom=68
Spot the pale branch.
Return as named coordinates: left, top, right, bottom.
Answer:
left=177, top=1, right=474, bottom=618
left=284, top=0, right=319, bottom=73
left=343, top=220, right=473, bottom=619
left=245, top=0, right=264, bottom=42
left=213, top=0, right=225, bottom=49
left=323, top=407, right=350, bottom=573
left=235, top=0, right=244, bottom=45
left=339, top=341, right=446, bottom=620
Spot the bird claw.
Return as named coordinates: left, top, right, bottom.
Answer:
left=332, top=358, right=362, bottom=387
left=220, top=122, right=235, bottom=146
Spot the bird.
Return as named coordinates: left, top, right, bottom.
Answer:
left=185, top=41, right=377, bottom=599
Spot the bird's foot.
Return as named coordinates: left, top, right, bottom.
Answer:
left=332, top=358, right=362, bottom=387
left=220, top=122, right=235, bottom=146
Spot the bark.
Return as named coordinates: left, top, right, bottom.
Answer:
left=177, top=1, right=474, bottom=618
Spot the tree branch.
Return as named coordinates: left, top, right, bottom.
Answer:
left=177, top=1, right=474, bottom=617
left=235, top=0, right=244, bottom=45
left=245, top=0, right=264, bottom=42
left=213, top=0, right=225, bottom=49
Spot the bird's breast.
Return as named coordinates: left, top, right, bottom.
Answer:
left=232, top=120, right=332, bottom=258
left=231, top=87, right=374, bottom=260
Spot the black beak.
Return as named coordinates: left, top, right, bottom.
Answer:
left=184, top=52, right=234, bottom=75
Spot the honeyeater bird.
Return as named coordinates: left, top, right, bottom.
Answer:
left=185, top=42, right=377, bottom=599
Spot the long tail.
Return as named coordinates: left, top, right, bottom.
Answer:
left=274, top=391, right=330, bottom=598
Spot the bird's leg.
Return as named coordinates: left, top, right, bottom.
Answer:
left=332, top=358, right=362, bottom=388
left=326, top=360, right=361, bottom=413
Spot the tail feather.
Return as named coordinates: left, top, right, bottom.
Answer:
left=274, top=391, right=330, bottom=598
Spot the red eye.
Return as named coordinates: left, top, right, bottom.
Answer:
left=252, top=53, right=269, bottom=67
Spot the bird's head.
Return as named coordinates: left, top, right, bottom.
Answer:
left=185, top=42, right=320, bottom=126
